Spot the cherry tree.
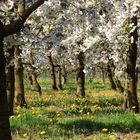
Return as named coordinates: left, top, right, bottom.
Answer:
left=0, top=0, right=46, bottom=139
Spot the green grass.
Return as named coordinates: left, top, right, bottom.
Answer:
left=12, top=77, right=140, bottom=139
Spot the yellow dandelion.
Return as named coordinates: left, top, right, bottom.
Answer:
left=17, top=114, right=21, bottom=118
left=57, top=113, right=60, bottom=117
left=32, top=111, right=35, bottom=115
left=87, top=112, right=90, bottom=115
left=40, top=131, right=46, bottom=135
left=102, top=128, right=108, bottom=132
left=10, top=115, right=15, bottom=119
left=23, top=133, right=27, bottom=137
left=16, top=106, right=21, bottom=110
left=132, top=106, right=136, bottom=109
left=109, top=135, right=116, bottom=140
left=79, top=109, right=83, bottom=113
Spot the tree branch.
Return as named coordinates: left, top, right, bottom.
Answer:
left=3, top=0, right=46, bottom=37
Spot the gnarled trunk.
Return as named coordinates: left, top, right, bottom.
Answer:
left=0, top=39, right=12, bottom=140
left=0, top=0, right=45, bottom=138
left=76, top=52, right=85, bottom=98
left=14, top=46, right=27, bottom=108
left=6, top=47, right=15, bottom=115
left=123, top=16, right=139, bottom=113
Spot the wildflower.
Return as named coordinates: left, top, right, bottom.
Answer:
left=31, top=107, right=34, bottom=110
left=93, top=105, right=98, bottom=108
left=109, top=135, right=116, bottom=140
left=102, top=128, right=108, bottom=132
left=40, top=131, right=46, bottom=135
left=16, top=106, right=21, bottom=110
left=93, top=135, right=97, bottom=140
left=23, top=133, right=27, bottom=137
left=87, top=112, right=90, bottom=115
left=17, top=114, right=21, bottom=118
left=32, top=111, right=35, bottom=115
left=57, top=113, right=60, bottom=117
left=10, top=115, right=15, bottom=119
left=132, top=106, right=136, bottom=109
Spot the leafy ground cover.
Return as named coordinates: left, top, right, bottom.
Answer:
left=11, top=78, right=140, bottom=139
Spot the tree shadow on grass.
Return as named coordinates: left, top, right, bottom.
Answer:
left=58, top=117, right=140, bottom=135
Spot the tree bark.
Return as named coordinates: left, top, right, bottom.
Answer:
left=101, top=68, right=106, bottom=85
left=58, top=66, right=63, bottom=90
left=114, top=78, right=124, bottom=93
left=0, top=0, right=45, bottom=138
left=14, top=46, right=27, bottom=108
left=48, top=53, right=58, bottom=90
left=29, top=50, right=42, bottom=96
left=76, top=52, right=85, bottom=98
left=6, top=47, right=15, bottom=115
left=123, top=16, right=139, bottom=113
left=0, top=39, right=12, bottom=140
left=106, top=62, right=116, bottom=90
left=32, top=74, right=42, bottom=96
left=62, top=65, right=67, bottom=85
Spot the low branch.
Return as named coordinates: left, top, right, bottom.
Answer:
left=3, top=0, right=46, bottom=37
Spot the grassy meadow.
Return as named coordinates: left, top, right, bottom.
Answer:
left=11, top=77, right=140, bottom=140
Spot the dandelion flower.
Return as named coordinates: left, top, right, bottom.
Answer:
left=17, top=114, right=21, bottom=118
left=23, top=133, right=27, bottom=137
left=102, top=128, right=108, bottom=132
left=109, top=135, right=116, bottom=140
left=40, top=131, right=46, bottom=135
left=16, top=106, right=21, bottom=110
left=132, top=106, right=136, bottom=109
left=10, top=115, right=15, bottom=119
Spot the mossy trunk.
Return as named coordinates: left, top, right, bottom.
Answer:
left=0, top=39, right=12, bottom=140
left=123, top=16, right=139, bottom=113
left=76, top=52, right=85, bottom=98
left=14, top=46, right=27, bottom=108
left=6, top=47, right=15, bottom=115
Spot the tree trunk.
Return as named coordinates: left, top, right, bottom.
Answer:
left=28, top=74, right=33, bottom=86
left=6, top=47, right=15, bottom=115
left=114, top=78, right=124, bottom=93
left=62, top=65, right=67, bottom=85
left=29, top=50, right=42, bottom=96
left=76, top=52, right=85, bottom=98
left=48, top=54, right=58, bottom=90
left=32, top=74, right=42, bottom=96
left=107, top=63, right=116, bottom=90
left=0, top=0, right=45, bottom=138
left=0, top=39, right=12, bottom=140
left=58, top=66, right=63, bottom=90
left=123, top=16, right=139, bottom=113
left=101, top=68, right=106, bottom=85
left=14, top=46, right=27, bottom=108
